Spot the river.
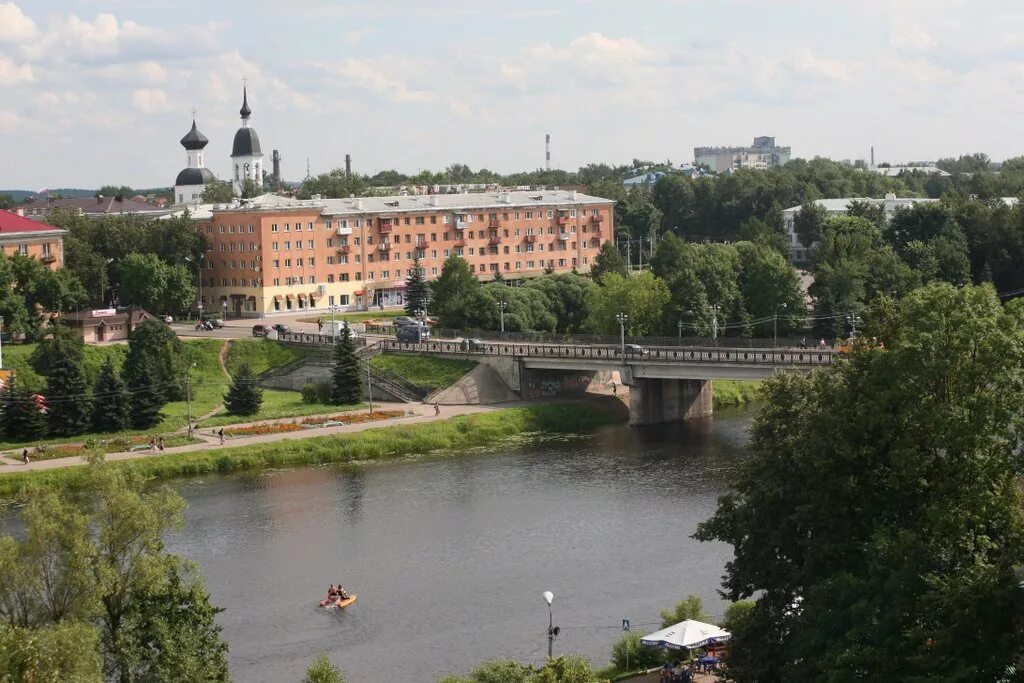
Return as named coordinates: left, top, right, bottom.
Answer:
left=158, top=409, right=753, bottom=682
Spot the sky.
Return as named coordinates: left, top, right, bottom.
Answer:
left=1, top=0, right=1023, bottom=189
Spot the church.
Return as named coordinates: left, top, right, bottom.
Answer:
left=172, top=87, right=265, bottom=205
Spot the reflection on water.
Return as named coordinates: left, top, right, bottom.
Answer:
left=14, top=409, right=755, bottom=683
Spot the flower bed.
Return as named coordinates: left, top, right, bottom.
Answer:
left=27, top=435, right=200, bottom=460
left=301, top=410, right=405, bottom=427
left=225, top=423, right=305, bottom=437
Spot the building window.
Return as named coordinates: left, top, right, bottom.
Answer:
left=272, top=224, right=278, bottom=232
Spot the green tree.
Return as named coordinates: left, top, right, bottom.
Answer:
left=304, top=653, right=346, bottom=683
left=125, top=360, right=164, bottom=429
left=609, top=631, right=663, bottom=671
left=430, top=255, right=479, bottom=326
left=122, top=318, right=184, bottom=402
left=330, top=328, right=362, bottom=405
left=452, top=283, right=557, bottom=333
left=404, top=256, right=430, bottom=317
left=0, top=377, right=47, bottom=441
left=793, top=201, right=827, bottom=248
left=117, top=254, right=196, bottom=315
left=299, top=169, right=369, bottom=199
left=200, top=180, right=234, bottom=203
left=0, top=622, right=103, bottom=682
left=240, top=177, right=261, bottom=199
left=589, top=241, right=627, bottom=283
left=98, top=185, right=133, bottom=198
left=32, top=325, right=92, bottom=436
left=736, top=242, right=805, bottom=337
left=0, top=251, right=31, bottom=337
left=584, top=271, right=670, bottom=337
left=696, top=283, right=1024, bottom=682
left=224, top=362, right=263, bottom=416
left=91, top=358, right=130, bottom=432
left=523, top=273, right=598, bottom=332
left=660, top=594, right=710, bottom=627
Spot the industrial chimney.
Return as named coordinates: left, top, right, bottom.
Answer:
left=272, top=150, right=281, bottom=184
left=345, top=154, right=352, bottom=177
left=545, top=134, right=551, bottom=171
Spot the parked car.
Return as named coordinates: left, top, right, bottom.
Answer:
left=201, top=315, right=225, bottom=329
left=251, top=324, right=269, bottom=338
left=271, top=323, right=290, bottom=335
left=396, top=324, right=430, bottom=342
left=163, top=315, right=174, bottom=324
left=615, top=344, right=649, bottom=356
left=392, top=316, right=417, bottom=327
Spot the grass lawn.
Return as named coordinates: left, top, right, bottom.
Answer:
left=225, top=338, right=311, bottom=376
left=369, top=353, right=476, bottom=390
left=296, top=310, right=404, bottom=324
left=713, top=379, right=761, bottom=409
left=197, top=390, right=367, bottom=428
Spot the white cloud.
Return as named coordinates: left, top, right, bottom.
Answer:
left=132, top=88, right=168, bottom=113
left=890, top=28, right=936, bottom=53
left=0, top=110, right=24, bottom=133
left=0, top=57, right=33, bottom=84
left=342, top=28, right=373, bottom=43
left=788, top=47, right=854, bottom=83
left=328, top=58, right=434, bottom=103
left=0, top=2, right=37, bottom=43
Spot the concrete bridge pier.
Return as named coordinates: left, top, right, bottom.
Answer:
left=626, top=376, right=712, bottom=426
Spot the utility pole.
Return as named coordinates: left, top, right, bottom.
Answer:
left=625, top=240, right=632, bottom=271
left=185, top=363, right=195, bottom=438
left=497, top=301, right=508, bottom=335
left=366, top=361, right=373, bottom=414
left=638, top=237, right=643, bottom=270
left=712, top=304, right=720, bottom=342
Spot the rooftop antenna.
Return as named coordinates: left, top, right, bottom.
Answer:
left=545, top=133, right=551, bottom=171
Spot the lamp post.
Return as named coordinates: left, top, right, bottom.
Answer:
left=774, top=303, right=787, bottom=348
left=330, top=304, right=338, bottom=342
left=711, top=304, right=720, bottom=343
left=496, top=301, right=508, bottom=335
left=185, top=362, right=196, bottom=438
left=615, top=313, right=628, bottom=356
left=677, top=320, right=684, bottom=342
left=0, top=315, right=4, bottom=370
left=543, top=591, right=558, bottom=660
left=222, top=299, right=228, bottom=322
left=847, top=314, right=862, bottom=338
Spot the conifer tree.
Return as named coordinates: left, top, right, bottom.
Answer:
left=126, top=361, right=163, bottom=429
left=404, top=256, right=430, bottom=317
left=1, top=377, right=47, bottom=441
left=224, top=363, right=263, bottom=416
left=35, top=326, right=92, bottom=436
left=330, top=328, right=362, bottom=405
left=92, top=358, right=130, bottom=432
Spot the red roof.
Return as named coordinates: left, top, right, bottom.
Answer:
left=0, top=209, right=63, bottom=234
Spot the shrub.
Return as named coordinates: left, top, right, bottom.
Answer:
left=610, top=631, right=663, bottom=671
left=315, top=381, right=332, bottom=405
left=301, top=383, right=319, bottom=404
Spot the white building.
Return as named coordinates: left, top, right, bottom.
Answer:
left=694, top=136, right=791, bottom=173
left=781, top=193, right=939, bottom=265
left=230, top=87, right=264, bottom=195
left=173, top=117, right=216, bottom=205
left=868, top=166, right=951, bottom=177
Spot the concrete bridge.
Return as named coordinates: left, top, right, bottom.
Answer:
left=378, top=339, right=836, bottom=425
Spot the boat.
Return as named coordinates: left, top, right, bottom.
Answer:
left=320, top=594, right=357, bottom=609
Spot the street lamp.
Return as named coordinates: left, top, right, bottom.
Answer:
left=184, top=256, right=202, bottom=319
left=773, top=303, right=787, bottom=348
left=330, top=304, right=339, bottom=342
left=222, top=299, right=228, bottom=322
left=711, top=304, right=720, bottom=343
left=543, top=591, right=559, bottom=660
left=847, top=314, right=862, bottom=338
left=615, top=312, right=628, bottom=356
left=677, top=320, right=684, bottom=342
left=496, top=301, right=508, bottom=335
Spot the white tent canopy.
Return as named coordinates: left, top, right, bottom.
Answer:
left=640, top=620, right=731, bottom=651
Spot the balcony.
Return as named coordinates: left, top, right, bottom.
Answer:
left=415, top=240, right=429, bottom=249
left=524, top=234, right=538, bottom=243
left=40, top=253, right=57, bottom=263
left=557, top=214, right=570, bottom=224
left=337, top=225, right=353, bottom=235
left=590, top=214, right=604, bottom=223
left=378, top=223, right=393, bottom=234
left=488, top=236, right=502, bottom=246
left=453, top=240, right=466, bottom=248
left=378, top=243, right=392, bottom=252
left=455, top=220, right=468, bottom=230
left=338, top=244, right=351, bottom=254
left=557, top=233, right=570, bottom=241
left=488, top=218, right=501, bottom=228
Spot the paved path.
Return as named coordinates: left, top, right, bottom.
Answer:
left=0, top=401, right=508, bottom=475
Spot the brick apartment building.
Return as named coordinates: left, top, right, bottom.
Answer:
left=190, top=189, right=615, bottom=317
left=0, top=209, right=66, bottom=269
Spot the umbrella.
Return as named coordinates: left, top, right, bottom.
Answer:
left=640, top=620, right=731, bottom=651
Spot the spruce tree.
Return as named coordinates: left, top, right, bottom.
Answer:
left=1, top=378, right=47, bottom=442
left=37, top=327, right=93, bottom=436
left=404, top=256, right=430, bottom=317
left=92, top=358, right=131, bottom=432
left=330, top=328, right=362, bottom=405
left=224, top=363, right=263, bottom=416
left=126, top=361, right=163, bottom=429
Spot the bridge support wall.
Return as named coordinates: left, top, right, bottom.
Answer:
left=628, top=378, right=712, bottom=425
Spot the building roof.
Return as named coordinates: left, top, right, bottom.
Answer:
left=623, top=172, right=665, bottom=186
left=180, top=119, right=209, bottom=150
left=63, top=307, right=153, bottom=327
left=231, top=126, right=262, bottom=157
left=0, top=209, right=67, bottom=235
left=782, top=195, right=939, bottom=214
left=175, top=167, right=217, bottom=187
left=19, top=196, right=168, bottom=216
left=240, top=86, right=252, bottom=119
left=868, top=166, right=950, bottom=177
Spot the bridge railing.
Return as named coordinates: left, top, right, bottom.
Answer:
left=378, top=339, right=836, bottom=366
left=279, top=331, right=367, bottom=347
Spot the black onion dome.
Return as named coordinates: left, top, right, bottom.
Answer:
left=175, top=167, right=217, bottom=186
left=180, top=119, right=209, bottom=150
left=231, top=127, right=262, bottom=157
left=240, top=86, right=252, bottom=119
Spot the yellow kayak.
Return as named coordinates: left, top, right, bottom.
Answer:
left=321, top=594, right=357, bottom=609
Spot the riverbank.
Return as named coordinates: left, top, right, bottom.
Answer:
left=712, top=380, right=761, bottom=409
left=0, top=400, right=626, bottom=496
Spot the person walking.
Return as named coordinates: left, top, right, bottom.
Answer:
left=218, top=428, right=225, bottom=445
left=157, top=437, right=165, bottom=452
left=149, top=438, right=157, bottom=453
left=433, top=402, right=440, bottom=416
left=611, top=380, right=617, bottom=395
left=317, top=317, right=324, bottom=333
left=21, top=448, right=29, bottom=465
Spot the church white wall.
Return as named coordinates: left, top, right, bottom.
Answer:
left=174, top=183, right=206, bottom=206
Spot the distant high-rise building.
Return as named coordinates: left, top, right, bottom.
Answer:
left=694, top=136, right=791, bottom=173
